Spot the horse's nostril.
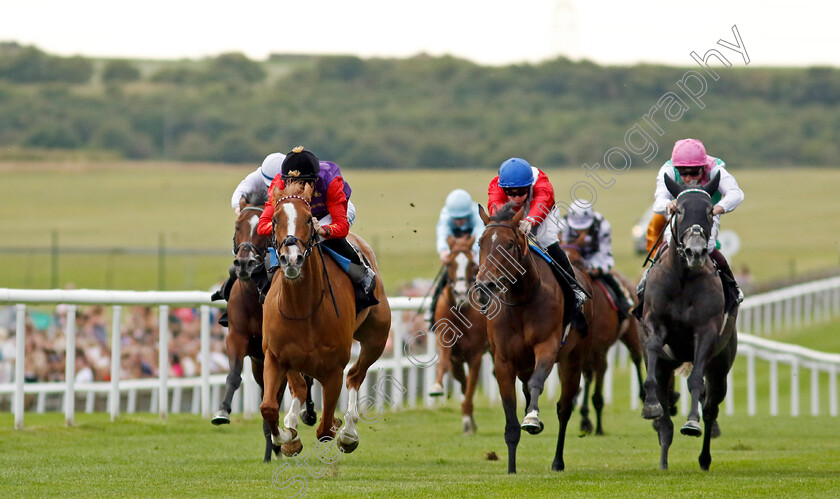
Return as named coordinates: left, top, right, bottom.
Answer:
left=278, top=254, right=288, bottom=266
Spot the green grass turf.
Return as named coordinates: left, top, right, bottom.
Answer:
left=1, top=161, right=839, bottom=292
left=2, top=400, right=839, bottom=497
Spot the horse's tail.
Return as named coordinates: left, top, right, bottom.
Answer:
left=675, top=362, right=693, bottom=377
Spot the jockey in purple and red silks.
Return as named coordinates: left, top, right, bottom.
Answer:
left=212, top=147, right=376, bottom=327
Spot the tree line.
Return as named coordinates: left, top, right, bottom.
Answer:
left=1, top=41, right=838, bottom=168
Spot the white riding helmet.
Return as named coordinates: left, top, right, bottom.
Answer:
left=260, top=152, right=287, bottom=187
left=445, top=189, right=474, bottom=219
left=568, top=199, right=595, bottom=230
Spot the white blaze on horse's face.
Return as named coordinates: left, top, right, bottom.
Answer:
left=248, top=214, right=259, bottom=237
left=454, top=252, right=470, bottom=295
left=280, top=202, right=303, bottom=277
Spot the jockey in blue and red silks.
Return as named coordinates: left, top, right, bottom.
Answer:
left=257, top=146, right=377, bottom=304
left=487, top=157, right=588, bottom=329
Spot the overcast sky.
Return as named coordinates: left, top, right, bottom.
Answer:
left=1, top=1, right=836, bottom=67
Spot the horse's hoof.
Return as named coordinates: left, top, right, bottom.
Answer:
left=580, top=419, right=593, bottom=436
left=642, top=403, right=664, bottom=420
left=281, top=438, right=303, bottom=457
left=680, top=420, right=702, bottom=437
left=300, top=408, right=317, bottom=427
left=521, top=419, right=544, bottom=435
left=211, top=410, right=230, bottom=425
left=429, top=383, right=445, bottom=397
left=338, top=438, right=359, bottom=454
left=710, top=420, right=721, bottom=439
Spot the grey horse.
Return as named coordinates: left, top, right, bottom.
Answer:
left=639, top=172, right=738, bottom=471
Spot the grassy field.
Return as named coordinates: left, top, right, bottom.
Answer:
left=1, top=161, right=839, bottom=292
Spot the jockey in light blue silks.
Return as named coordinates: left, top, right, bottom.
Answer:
left=427, top=189, right=484, bottom=320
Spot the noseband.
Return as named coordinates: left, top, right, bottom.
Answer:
left=232, top=206, right=267, bottom=260
left=273, top=195, right=317, bottom=260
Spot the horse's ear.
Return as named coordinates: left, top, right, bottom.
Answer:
left=238, top=196, right=247, bottom=212
left=467, top=234, right=476, bottom=248
left=270, top=185, right=282, bottom=204
left=512, top=205, right=525, bottom=224
left=446, top=235, right=455, bottom=248
left=664, top=173, right=684, bottom=198
left=303, top=182, right=314, bottom=201
left=704, top=171, right=721, bottom=196
left=478, top=204, right=490, bottom=225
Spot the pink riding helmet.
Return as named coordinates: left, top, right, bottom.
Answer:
left=671, top=138, right=708, bottom=166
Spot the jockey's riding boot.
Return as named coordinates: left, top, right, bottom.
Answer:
left=323, top=238, right=379, bottom=307
left=212, top=265, right=236, bottom=327
left=632, top=267, right=650, bottom=321
left=426, top=274, right=449, bottom=322
left=545, top=242, right=587, bottom=308
left=710, top=249, right=744, bottom=305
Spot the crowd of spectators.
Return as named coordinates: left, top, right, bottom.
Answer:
left=0, top=304, right=230, bottom=384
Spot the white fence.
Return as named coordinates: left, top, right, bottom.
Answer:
left=2, top=276, right=840, bottom=428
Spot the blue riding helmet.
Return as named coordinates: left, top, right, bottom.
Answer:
left=498, top=158, right=534, bottom=188
left=445, top=189, right=474, bottom=218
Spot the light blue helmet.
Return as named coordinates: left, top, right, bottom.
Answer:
left=445, top=189, right=474, bottom=218
left=498, top=158, right=534, bottom=188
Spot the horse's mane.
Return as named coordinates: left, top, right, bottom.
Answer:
left=489, top=201, right=521, bottom=223
left=245, top=188, right=268, bottom=207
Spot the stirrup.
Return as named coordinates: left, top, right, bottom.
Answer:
left=361, top=267, right=376, bottom=295
left=574, top=288, right=588, bottom=306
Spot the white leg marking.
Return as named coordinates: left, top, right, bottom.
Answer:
left=284, top=397, right=301, bottom=429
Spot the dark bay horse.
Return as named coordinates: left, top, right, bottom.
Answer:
left=562, top=243, right=645, bottom=436
left=429, top=234, right=489, bottom=434
left=211, top=189, right=316, bottom=462
left=475, top=203, right=593, bottom=473
left=260, top=182, right=391, bottom=456
left=640, top=172, right=738, bottom=470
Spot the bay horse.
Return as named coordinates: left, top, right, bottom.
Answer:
left=429, top=234, right=489, bottom=434
left=475, top=202, right=593, bottom=473
left=640, top=172, right=738, bottom=470
left=260, top=182, right=391, bottom=456
left=211, top=189, right=317, bottom=462
left=561, top=243, right=645, bottom=436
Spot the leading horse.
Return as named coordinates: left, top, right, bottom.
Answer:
left=260, top=182, right=391, bottom=456
left=429, top=234, right=489, bottom=434
left=211, top=189, right=316, bottom=462
left=640, top=172, right=738, bottom=471
left=475, top=203, right=593, bottom=473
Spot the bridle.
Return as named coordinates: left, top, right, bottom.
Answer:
left=671, top=189, right=711, bottom=262
left=272, top=195, right=317, bottom=260
left=480, top=222, right=538, bottom=306
left=232, top=206, right=267, bottom=261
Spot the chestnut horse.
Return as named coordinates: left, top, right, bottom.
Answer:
left=211, top=189, right=316, bottom=462
left=640, top=172, right=738, bottom=470
left=475, top=203, right=593, bottom=473
left=561, top=243, right=645, bottom=436
left=260, top=182, right=391, bottom=456
left=429, top=234, right=489, bottom=434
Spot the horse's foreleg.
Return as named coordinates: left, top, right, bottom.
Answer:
left=494, top=359, right=520, bottom=474
left=278, top=371, right=308, bottom=457
left=698, top=344, right=734, bottom=470
left=461, top=355, right=482, bottom=434
left=212, top=335, right=247, bottom=425
left=641, top=324, right=665, bottom=419
left=522, top=343, right=558, bottom=435
left=259, top=351, right=294, bottom=446
left=553, top=356, right=582, bottom=472
left=430, top=343, right=452, bottom=397
left=300, top=375, right=317, bottom=426
left=653, top=361, right=675, bottom=470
